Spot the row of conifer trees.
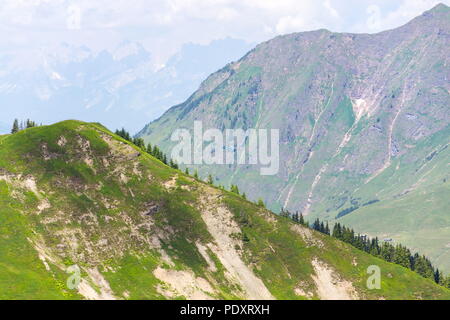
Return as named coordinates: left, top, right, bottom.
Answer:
left=280, top=209, right=450, bottom=289
left=115, top=128, right=179, bottom=170
left=10, top=119, right=39, bottom=133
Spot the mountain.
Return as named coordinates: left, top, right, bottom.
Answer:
left=0, top=120, right=448, bottom=299
left=0, top=38, right=253, bottom=134
left=137, top=4, right=450, bottom=272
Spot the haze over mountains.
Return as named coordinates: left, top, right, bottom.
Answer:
left=1, top=2, right=450, bottom=301
left=0, top=38, right=253, bottom=133
left=139, top=4, right=450, bottom=272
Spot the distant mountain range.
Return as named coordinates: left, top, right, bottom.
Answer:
left=138, top=4, right=450, bottom=272
left=0, top=38, right=254, bottom=134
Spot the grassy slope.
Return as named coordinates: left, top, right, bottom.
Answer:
left=137, top=9, right=450, bottom=274
left=224, top=193, right=449, bottom=300
left=337, top=128, right=450, bottom=271
left=0, top=121, right=448, bottom=300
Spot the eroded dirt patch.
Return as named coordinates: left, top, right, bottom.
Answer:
left=198, top=186, right=274, bottom=300
left=290, top=224, right=324, bottom=248
left=311, top=258, right=358, bottom=300
left=154, top=267, right=215, bottom=300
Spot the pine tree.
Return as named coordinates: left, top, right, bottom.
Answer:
left=257, top=198, right=265, bottom=208
left=147, top=143, right=153, bottom=155
left=115, top=128, right=131, bottom=141
left=443, top=276, right=450, bottom=289
left=280, top=208, right=289, bottom=218
left=380, top=242, right=395, bottom=262
left=185, top=168, right=189, bottom=175
left=207, top=174, right=214, bottom=185
left=151, top=145, right=158, bottom=158
left=332, top=223, right=342, bottom=239
left=298, top=212, right=305, bottom=225
left=26, top=119, right=36, bottom=128
left=434, top=269, right=441, bottom=284
left=393, top=245, right=412, bottom=269
left=134, top=138, right=145, bottom=149
left=312, top=218, right=320, bottom=231
left=11, top=119, right=19, bottom=134
left=230, top=184, right=240, bottom=195
left=413, top=255, right=434, bottom=279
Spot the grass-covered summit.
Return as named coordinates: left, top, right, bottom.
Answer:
left=0, top=120, right=448, bottom=300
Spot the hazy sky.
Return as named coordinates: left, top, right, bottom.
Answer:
left=0, top=0, right=448, bottom=67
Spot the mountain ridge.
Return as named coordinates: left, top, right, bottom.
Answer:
left=0, top=120, right=449, bottom=299
left=138, top=4, right=450, bottom=272
left=0, top=38, right=254, bottom=134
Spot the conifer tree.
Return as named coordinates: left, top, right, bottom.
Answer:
left=257, top=198, right=265, bottom=208
left=298, top=212, right=305, bottom=225
left=332, top=223, right=342, bottom=239
left=230, top=184, right=240, bottom=195
left=147, top=143, right=153, bottom=155
left=11, top=119, right=19, bottom=134
left=434, top=269, right=441, bottom=284
left=25, top=119, right=36, bottom=128
left=133, top=138, right=145, bottom=149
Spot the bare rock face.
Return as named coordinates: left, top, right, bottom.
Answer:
left=139, top=5, right=450, bottom=271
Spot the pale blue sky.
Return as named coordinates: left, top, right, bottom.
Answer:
left=0, top=0, right=448, bottom=68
